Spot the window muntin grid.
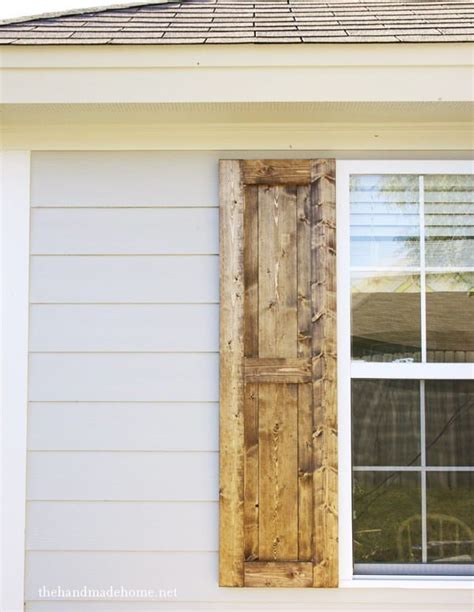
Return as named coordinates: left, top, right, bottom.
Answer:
left=349, top=173, right=474, bottom=575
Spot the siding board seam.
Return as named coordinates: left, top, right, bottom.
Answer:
left=29, top=351, right=219, bottom=354
left=29, top=302, right=220, bottom=305
left=31, top=254, right=218, bottom=256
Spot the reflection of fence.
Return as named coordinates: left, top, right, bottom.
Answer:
left=352, top=380, right=474, bottom=468
left=398, top=514, right=474, bottom=563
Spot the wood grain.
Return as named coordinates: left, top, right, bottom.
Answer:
left=242, top=160, right=311, bottom=185
left=243, top=184, right=260, bottom=562
left=258, top=383, right=298, bottom=561
left=244, top=358, right=311, bottom=383
left=257, top=182, right=299, bottom=562
left=244, top=382, right=259, bottom=561
left=244, top=561, right=313, bottom=587
left=296, top=184, right=314, bottom=562
left=311, top=159, right=338, bottom=588
left=219, top=160, right=245, bottom=586
left=258, top=184, right=298, bottom=359
left=244, top=185, right=259, bottom=358
left=220, top=158, right=337, bottom=588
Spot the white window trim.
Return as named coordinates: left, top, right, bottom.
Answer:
left=0, top=151, right=30, bottom=612
left=336, top=159, right=474, bottom=589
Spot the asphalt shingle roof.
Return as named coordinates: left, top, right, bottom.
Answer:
left=0, top=0, right=473, bottom=45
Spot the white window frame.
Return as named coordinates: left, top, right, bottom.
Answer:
left=336, top=160, right=474, bottom=589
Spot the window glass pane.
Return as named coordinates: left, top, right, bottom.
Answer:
left=425, top=380, right=474, bottom=467
left=351, top=271, right=421, bottom=362
left=352, top=380, right=420, bottom=466
left=426, top=472, right=474, bottom=563
left=426, top=272, right=474, bottom=362
left=353, top=471, right=421, bottom=563
left=350, top=175, right=419, bottom=267
left=424, top=174, right=474, bottom=268
left=349, top=168, right=474, bottom=576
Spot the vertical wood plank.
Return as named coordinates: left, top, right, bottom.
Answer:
left=297, top=185, right=312, bottom=360
left=244, top=185, right=259, bottom=359
left=258, top=185, right=298, bottom=359
left=297, top=185, right=313, bottom=561
left=243, top=185, right=259, bottom=561
left=258, top=383, right=298, bottom=561
left=311, top=159, right=338, bottom=588
left=257, top=183, right=299, bottom=562
left=244, top=383, right=259, bottom=560
left=219, top=160, right=245, bottom=586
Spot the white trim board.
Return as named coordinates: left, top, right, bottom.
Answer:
left=1, top=42, right=471, bottom=68
left=0, top=44, right=472, bottom=105
left=1, top=67, right=470, bottom=104
left=0, top=151, right=31, bottom=612
left=2, top=123, right=473, bottom=151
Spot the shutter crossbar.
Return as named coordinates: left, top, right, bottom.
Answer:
left=244, top=561, right=314, bottom=587
left=244, top=357, right=311, bottom=383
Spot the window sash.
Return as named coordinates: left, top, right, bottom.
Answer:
left=336, top=160, right=474, bottom=584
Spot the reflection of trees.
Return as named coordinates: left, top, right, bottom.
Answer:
left=352, top=270, right=473, bottom=294
left=350, top=177, right=474, bottom=563
left=350, top=174, right=420, bottom=267
left=426, top=271, right=473, bottom=293
left=350, top=173, right=474, bottom=269
left=425, top=174, right=474, bottom=267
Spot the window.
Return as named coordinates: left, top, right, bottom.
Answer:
left=337, top=161, right=474, bottom=581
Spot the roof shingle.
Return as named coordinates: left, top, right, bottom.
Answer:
left=0, top=0, right=473, bottom=45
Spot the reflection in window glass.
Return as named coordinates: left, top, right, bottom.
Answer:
left=352, top=379, right=420, bottom=466
left=350, top=175, right=419, bottom=268
left=425, top=380, right=474, bottom=466
left=351, top=272, right=421, bottom=362
left=353, top=472, right=421, bottom=563
left=425, top=175, right=474, bottom=268
left=349, top=169, right=473, bottom=575
left=426, top=472, right=474, bottom=563
left=426, top=273, right=474, bottom=363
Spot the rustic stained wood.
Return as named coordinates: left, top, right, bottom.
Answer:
left=219, top=160, right=245, bottom=586
left=243, top=382, right=259, bottom=561
left=311, top=159, right=338, bottom=588
left=257, top=182, right=299, bottom=562
left=243, top=184, right=259, bottom=562
left=244, top=561, right=314, bottom=587
left=244, top=358, right=311, bottom=383
left=244, top=185, right=259, bottom=359
left=242, top=160, right=312, bottom=185
left=219, top=159, right=337, bottom=588
left=297, top=184, right=314, bottom=562
left=259, top=382, right=298, bottom=560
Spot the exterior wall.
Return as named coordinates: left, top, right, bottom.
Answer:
left=25, top=150, right=472, bottom=612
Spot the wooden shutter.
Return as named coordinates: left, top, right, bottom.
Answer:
left=219, top=160, right=337, bottom=588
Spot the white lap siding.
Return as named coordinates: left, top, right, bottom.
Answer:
left=26, top=151, right=471, bottom=612
left=27, top=151, right=220, bottom=608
